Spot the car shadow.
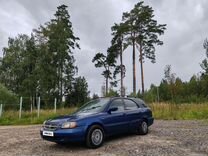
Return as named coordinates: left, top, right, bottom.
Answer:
left=49, top=142, right=86, bottom=150
left=104, top=132, right=145, bottom=143
left=47, top=131, right=152, bottom=151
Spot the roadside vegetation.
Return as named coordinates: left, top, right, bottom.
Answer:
left=0, top=103, right=208, bottom=125
left=150, top=103, right=208, bottom=120
left=0, top=108, right=76, bottom=125
left=0, top=84, right=18, bottom=105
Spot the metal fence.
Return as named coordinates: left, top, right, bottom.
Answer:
left=0, top=97, right=58, bottom=119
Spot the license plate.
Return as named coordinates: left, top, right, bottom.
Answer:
left=43, top=131, right=54, bottom=137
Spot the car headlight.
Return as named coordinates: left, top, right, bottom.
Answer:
left=61, top=122, right=77, bottom=129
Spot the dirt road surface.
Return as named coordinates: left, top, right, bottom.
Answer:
left=0, top=120, right=208, bottom=156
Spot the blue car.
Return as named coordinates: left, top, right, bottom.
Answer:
left=40, top=97, right=154, bottom=148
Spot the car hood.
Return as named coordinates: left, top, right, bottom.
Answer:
left=45, top=112, right=98, bottom=125
left=46, top=115, right=78, bottom=125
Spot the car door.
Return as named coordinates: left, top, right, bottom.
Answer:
left=101, top=99, right=128, bottom=135
left=124, top=99, right=142, bottom=131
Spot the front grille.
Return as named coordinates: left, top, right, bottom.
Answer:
left=43, top=123, right=60, bottom=131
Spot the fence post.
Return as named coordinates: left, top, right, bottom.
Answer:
left=19, top=97, right=23, bottom=119
left=30, top=97, right=33, bottom=114
left=37, top=97, right=40, bottom=118
left=157, top=86, right=160, bottom=103
left=54, top=98, right=57, bottom=113
left=0, top=104, right=2, bottom=118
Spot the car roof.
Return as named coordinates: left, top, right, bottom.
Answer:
left=99, top=97, right=145, bottom=103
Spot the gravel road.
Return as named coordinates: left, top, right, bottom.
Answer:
left=0, top=120, right=208, bottom=156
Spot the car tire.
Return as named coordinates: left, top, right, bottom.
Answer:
left=86, top=125, right=104, bottom=148
left=137, top=120, right=148, bottom=135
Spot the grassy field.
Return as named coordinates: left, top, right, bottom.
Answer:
left=0, top=103, right=208, bottom=125
left=150, top=103, right=208, bottom=120
left=0, top=108, right=77, bottom=125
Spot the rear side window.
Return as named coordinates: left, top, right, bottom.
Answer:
left=109, top=99, right=124, bottom=112
left=124, top=99, right=139, bottom=110
left=132, top=98, right=147, bottom=108
left=141, top=103, right=147, bottom=108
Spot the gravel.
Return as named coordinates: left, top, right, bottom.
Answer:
left=0, top=120, right=208, bottom=156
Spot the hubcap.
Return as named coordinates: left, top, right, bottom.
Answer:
left=91, top=129, right=103, bottom=145
left=142, top=122, right=147, bottom=133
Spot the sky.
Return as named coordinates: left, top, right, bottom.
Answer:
left=0, top=0, right=208, bottom=96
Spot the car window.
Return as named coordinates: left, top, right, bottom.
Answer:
left=74, top=98, right=110, bottom=115
left=109, top=99, right=124, bottom=113
left=141, top=103, right=147, bottom=108
left=124, top=99, right=139, bottom=110
left=132, top=98, right=147, bottom=108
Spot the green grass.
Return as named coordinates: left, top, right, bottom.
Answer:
left=149, top=103, right=208, bottom=120
left=1, top=103, right=208, bottom=125
left=0, top=107, right=77, bottom=125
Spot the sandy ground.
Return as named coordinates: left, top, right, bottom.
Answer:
left=0, top=120, right=208, bottom=156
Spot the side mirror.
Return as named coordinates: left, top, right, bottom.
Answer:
left=108, top=107, right=118, bottom=114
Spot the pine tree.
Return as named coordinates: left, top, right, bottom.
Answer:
left=92, top=52, right=116, bottom=95
left=122, top=1, right=166, bottom=94
left=34, top=4, right=80, bottom=103
left=110, top=23, right=128, bottom=97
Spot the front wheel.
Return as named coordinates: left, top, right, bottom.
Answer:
left=86, top=125, right=104, bottom=148
left=137, top=120, right=148, bottom=135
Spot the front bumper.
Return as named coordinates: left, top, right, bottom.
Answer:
left=40, top=126, right=86, bottom=143
left=147, top=117, right=154, bottom=126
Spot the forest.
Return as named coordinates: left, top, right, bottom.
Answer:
left=0, top=5, right=88, bottom=108
left=0, top=2, right=208, bottom=110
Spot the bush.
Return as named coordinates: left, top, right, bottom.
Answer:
left=106, top=89, right=119, bottom=97
left=0, top=83, right=18, bottom=105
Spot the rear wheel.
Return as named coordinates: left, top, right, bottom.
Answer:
left=86, top=125, right=104, bottom=148
left=137, top=120, right=148, bottom=135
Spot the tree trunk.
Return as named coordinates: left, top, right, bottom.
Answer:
left=30, top=96, right=33, bottom=113
left=106, top=77, right=108, bottom=96
left=58, top=67, right=60, bottom=103
left=132, top=39, right=136, bottom=95
left=120, top=49, right=124, bottom=97
left=60, top=72, right=63, bottom=102
left=139, top=44, right=145, bottom=94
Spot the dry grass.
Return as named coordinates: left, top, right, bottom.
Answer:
left=0, top=107, right=77, bottom=125
left=149, top=102, right=208, bottom=120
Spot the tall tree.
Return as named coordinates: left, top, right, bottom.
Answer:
left=122, top=1, right=166, bottom=94
left=199, top=38, right=208, bottom=98
left=21, top=34, right=39, bottom=107
left=0, top=4, right=80, bottom=107
left=0, top=57, right=2, bottom=65
left=0, top=34, right=30, bottom=94
left=0, top=34, right=39, bottom=107
left=34, top=4, right=80, bottom=103
left=164, top=65, right=176, bottom=101
left=92, top=53, right=116, bottom=96
left=201, top=39, right=208, bottom=74
left=121, top=13, right=137, bottom=95
left=204, top=38, right=208, bottom=54
left=110, top=23, right=128, bottom=97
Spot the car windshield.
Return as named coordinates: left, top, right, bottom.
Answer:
left=74, top=98, right=109, bottom=115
